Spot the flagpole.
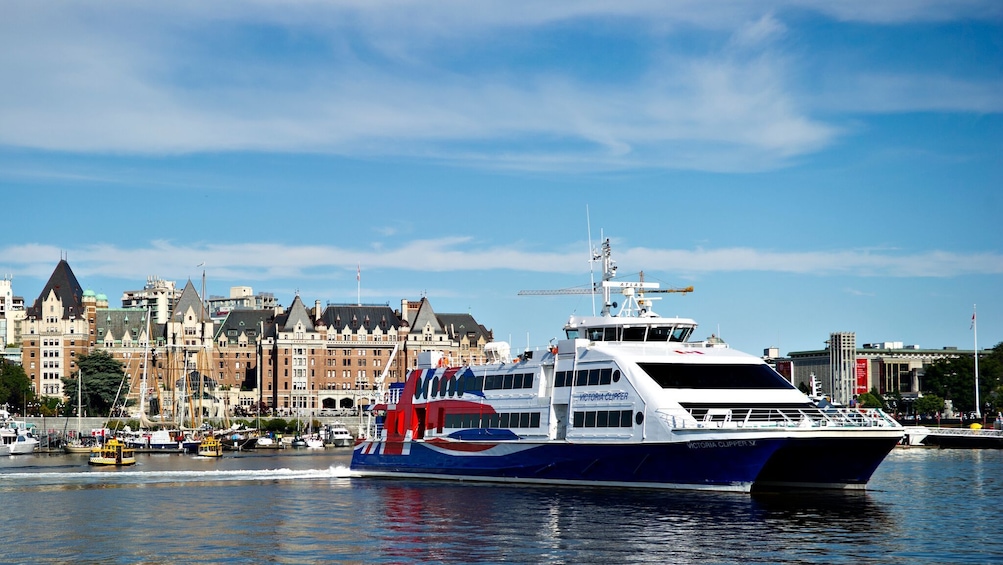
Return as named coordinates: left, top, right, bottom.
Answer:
left=973, top=304, right=981, bottom=420
left=357, top=264, right=361, bottom=307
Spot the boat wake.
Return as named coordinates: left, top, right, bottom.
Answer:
left=0, top=465, right=353, bottom=490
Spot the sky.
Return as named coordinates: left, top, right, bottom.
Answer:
left=1, top=1, right=1001, bottom=357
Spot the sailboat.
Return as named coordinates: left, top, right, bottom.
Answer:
left=64, top=371, right=92, bottom=454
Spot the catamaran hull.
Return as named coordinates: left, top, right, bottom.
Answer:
left=352, top=438, right=786, bottom=491
left=352, top=433, right=901, bottom=492
left=751, top=434, right=903, bottom=490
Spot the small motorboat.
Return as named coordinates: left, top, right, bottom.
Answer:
left=197, top=436, right=223, bottom=458
left=89, top=438, right=136, bottom=466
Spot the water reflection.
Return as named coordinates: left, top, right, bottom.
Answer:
left=362, top=479, right=899, bottom=564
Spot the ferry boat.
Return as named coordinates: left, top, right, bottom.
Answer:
left=351, top=239, right=904, bottom=492
left=89, top=438, right=136, bottom=466
left=197, top=435, right=223, bottom=457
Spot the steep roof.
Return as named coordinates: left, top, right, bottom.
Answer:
left=170, top=280, right=208, bottom=322
left=409, top=297, right=441, bottom=333
left=278, top=295, right=314, bottom=332
left=320, top=304, right=403, bottom=333
left=214, top=309, right=273, bottom=344
left=29, top=259, right=84, bottom=319
left=95, top=308, right=152, bottom=344
left=436, top=313, right=492, bottom=342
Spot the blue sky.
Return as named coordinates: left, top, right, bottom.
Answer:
left=1, top=1, right=1001, bottom=356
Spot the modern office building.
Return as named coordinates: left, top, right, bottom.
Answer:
left=780, top=334, right=977, bottom=408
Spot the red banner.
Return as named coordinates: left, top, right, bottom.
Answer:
left=855, top=358, right=869, bottom=394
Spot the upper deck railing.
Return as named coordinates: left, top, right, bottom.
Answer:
left=657, top=406, right=901, bottom=430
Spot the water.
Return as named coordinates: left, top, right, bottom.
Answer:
left=1, top=448, right=1000, bottom=564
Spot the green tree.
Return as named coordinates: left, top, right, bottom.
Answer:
left=0, top=360, right=34, bottom=413
left=857, top=392, right=884, bottom=409
left=61, top=351, right=128, bottom=417
left=915, top=394, right=945, bottom=417
left=923, top=342, right=1003, bottom=415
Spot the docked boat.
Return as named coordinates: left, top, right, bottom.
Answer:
left=352, top=239, right=904, bottom=492
left=64, top=440, right=94, bottom=454
left=4, top=422, right=40, bottom=455
left=327, top=423, right=354, bottom=447
left=197, top=435, right=223, bottom=457
left=89, top=438, right=136, bottom=466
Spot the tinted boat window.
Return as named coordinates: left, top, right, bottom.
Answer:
left=638, top=363, right=796, bottom=389
left=622, top=326, right=646, bottom=341
left=647, top=326, right=673, bottom=341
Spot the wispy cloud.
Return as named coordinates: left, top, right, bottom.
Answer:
left=3, top=240, right=1000, bottom=285
left=1, top=2, right=997, bottom=172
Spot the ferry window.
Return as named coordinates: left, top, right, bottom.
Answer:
left=597, top=411, right=609, bottom=427
left=573, top=411, right=585, bottom=427
left=603, top=327, right=618, bottom=341
left=575, top=370, right=588, bottom=386
left=588, top=369, right=600, bottom=386
left=638, top=362, right=797, bottom=390
left=635, top=411, right=644, bottom=425
left=520, top=413, right=530, bottom=427
left=613, top=370, right=621, bottom=383
left=556, top=371, right=569, bottom=387
left=566, top=329, right=580, bottom=339
left=500, top=413, right=510, bottom=428
left=622, top=327, right=646, bottom=341
left=472, top=375, right=484, bottom=392
left=584, top=411, right=597, bottom=428
left=671, top=327, right=689, bottom=342
left=524, top=374, right=534, bottom=388
left=431, top=376, right=439, bottom=397
left=600, top=368, right=612, bottom=385
left=647, top=326, right=672, bottom=341
left=503, top=374, right=514, bottom=389
left=588, top=329, right=604, bottom=341
left=439, top=377, right=448, bottom=397
left=530, top=412, right=541, bottom=427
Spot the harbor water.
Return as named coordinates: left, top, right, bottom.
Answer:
left=1, top=447, right=1000, bottom=564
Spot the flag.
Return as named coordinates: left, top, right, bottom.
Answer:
left=971, top=311, right=976, bottom=330
left=357, top=264, right=361, bottom=282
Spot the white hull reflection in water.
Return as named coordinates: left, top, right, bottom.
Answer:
left=0, top=449, right=1001, bottom=564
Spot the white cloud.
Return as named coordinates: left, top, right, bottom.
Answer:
left=0, top=1, right=997, bottom=171
left=3, top=240, right=1000, bottom=285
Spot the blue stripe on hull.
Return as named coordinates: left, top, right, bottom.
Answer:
left=351, top=439, right=784, bottom=490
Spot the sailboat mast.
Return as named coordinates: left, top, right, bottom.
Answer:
left=973, top=304, right=981, bottom=419
left=139, top=307, right=150, bottom=418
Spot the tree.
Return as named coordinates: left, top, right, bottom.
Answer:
left=61, top=350, right=128, bottom=417
left=857, top=392, right=884, bottom=409
left=915, top=394, right=945, bottom=417
left=0, top=360, right=34, bottom=413
left=923, top=341, right=1003, bottom=415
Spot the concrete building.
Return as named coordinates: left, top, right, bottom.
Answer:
left=121, top=276, right=179, bottom=325
left=1, top=275, right=26, bottom=355
left=207, top=286, right=278, bottom=320
left=783, top=334, right=975, bottom=408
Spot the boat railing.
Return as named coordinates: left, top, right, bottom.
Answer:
left=923, top=427, right=1003, bottom=438
left=667, top=406, right=900, bottom=430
